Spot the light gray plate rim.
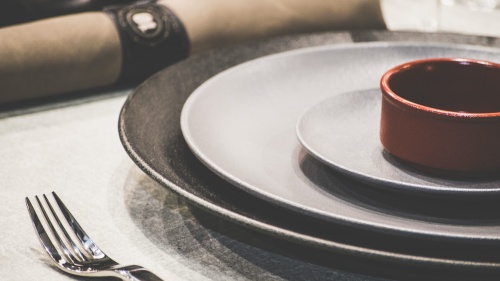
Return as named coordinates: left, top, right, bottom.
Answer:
left=181, top=42, right=500, bottom=242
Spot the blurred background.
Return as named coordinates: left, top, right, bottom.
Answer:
left=382, top=0, right=500, bottom=36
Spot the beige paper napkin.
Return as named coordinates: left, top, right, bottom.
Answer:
left=0, top=0, right=385, bottom=104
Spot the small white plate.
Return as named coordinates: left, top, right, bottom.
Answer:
left=296, top=89, right=500, bottom=196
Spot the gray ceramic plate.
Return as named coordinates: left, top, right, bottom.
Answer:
left=296, top=89, right=500, bottom=196
left=181, top=42, right=500, bottom=243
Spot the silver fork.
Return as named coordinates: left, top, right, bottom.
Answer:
left=26, top=192, right=163, bottom=281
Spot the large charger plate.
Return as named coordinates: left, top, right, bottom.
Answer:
left=118, top=31, right=500, bottom=272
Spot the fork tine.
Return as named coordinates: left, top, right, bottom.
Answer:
left=34, top=195, right=81, bottom=265
left=52, top=192, right=107, bottom=259
left=43, top=194, right=89, bottom=262
left=26, top=197, right=70, bottom=267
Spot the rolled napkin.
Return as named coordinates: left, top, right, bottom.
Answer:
left=0, top=0, right=385, bottom=104
left=165, top=0, right=386, bottom=53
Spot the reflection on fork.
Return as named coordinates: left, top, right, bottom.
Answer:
left=25, top=192, right=163, bottom=281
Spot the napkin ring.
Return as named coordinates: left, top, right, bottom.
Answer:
left=105, top=1, right=190, bottom=83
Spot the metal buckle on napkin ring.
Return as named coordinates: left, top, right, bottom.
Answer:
left=105, top=1, right=190, bottom=83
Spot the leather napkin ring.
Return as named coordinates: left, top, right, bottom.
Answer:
left=105, top=1, right=190, bottom=83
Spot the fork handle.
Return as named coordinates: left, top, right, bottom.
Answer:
left=113, top=265, right=164, bottom=281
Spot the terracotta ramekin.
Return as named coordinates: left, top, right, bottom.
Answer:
left=380, top=58, right=500, bottom=176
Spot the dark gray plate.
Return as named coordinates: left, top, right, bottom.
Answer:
left=296, top=89, right=500, bottom=196
left=118, top=31, right=500, bottom=273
